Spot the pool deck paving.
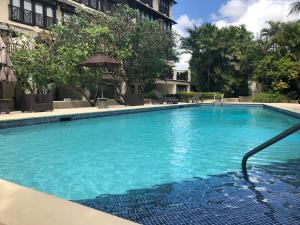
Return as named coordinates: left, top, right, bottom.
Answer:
left=0, top=102, right=299, bottom=225
left=0, top=102, right=299, bottom=122
left=0, top=179, right=138, bottom=225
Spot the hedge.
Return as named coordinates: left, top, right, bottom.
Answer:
left=145, top=91, right=223, bottom=102
left=252, top=92, right=290, bottom=103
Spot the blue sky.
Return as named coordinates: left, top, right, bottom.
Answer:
left=173, top=0, right=227, bottom=22
left=173, top=0, right=298, bottom=70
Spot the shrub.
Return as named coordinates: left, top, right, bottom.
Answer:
left=201, top=92, right=222, bottom=99
left=175, top=92, right=194, bottom=102
left=252, top=92, right=290, bottom=103
left=144, top=91, right=157, bottom=99
left=144, top=91, right=223, bottom=102
left=173, top=92, right=223, bottom=102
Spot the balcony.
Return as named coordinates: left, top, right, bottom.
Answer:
left=23, top=9, right=33, bottom=24
left=176, top=72, right=188, bottom=81
left=140, top=0, right=153, bottom=7
left=165, top=74, right=174, bottom=80
left=9, top=5, right=56, bottom=29
left=159, top=0, right=170, bottom=17
left=10, top=5, right=23, bottom=23
left=35, top=13, right=44, bottom=27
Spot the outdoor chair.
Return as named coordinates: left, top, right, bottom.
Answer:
left=124, top=94, right=145, bottom=106
left=153, top=90, right=178, bottom=104
left=0, top=99, right=12, bottom=114
left=21, top=94, right=53, bottom=112
left=191, top=93, right=203, bottom=103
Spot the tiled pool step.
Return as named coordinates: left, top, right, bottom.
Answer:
left=76, top=159, right=300, bottom=225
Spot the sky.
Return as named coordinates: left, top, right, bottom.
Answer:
left=173, top=0, right=299, bottom=70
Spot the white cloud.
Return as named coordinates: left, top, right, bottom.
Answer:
left=176, top=53, right=192, bottom=71
left=173, top=15, right=203, bottom=70
left=214, top=0, right=299, bottom=34
left=173, top=14, right=203, bottom=37
left=219, top=0, right=254, bottom=20
left=210, top=13, right=219, bottom=21
left=173, top=0, right=299, bottom=70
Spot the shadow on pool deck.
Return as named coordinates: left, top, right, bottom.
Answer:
left=75, top=159, right=300, bottom=225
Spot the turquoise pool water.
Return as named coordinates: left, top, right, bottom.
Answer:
left=0, top=106, right=299, bottom=200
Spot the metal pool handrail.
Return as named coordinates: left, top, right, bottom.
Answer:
left=242, top=123, right=300, bottom=181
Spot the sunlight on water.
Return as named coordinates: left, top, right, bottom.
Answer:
left=0, top=106, right=299, bottom=200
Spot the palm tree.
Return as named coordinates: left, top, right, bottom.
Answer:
left=288, top=1, right=300, bottom=16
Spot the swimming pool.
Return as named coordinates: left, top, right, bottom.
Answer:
left=0, top=106, right=299, bottom=224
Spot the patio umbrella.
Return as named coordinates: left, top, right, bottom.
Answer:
left=0, top=35, right=16, bottom=82
left=80, top=54, right=120, bottom=68
left=80, top=54, right=120, bottom=98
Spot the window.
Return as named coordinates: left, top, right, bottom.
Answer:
left=46, top=7, right=54, bottom=27
left=141, top=0, right=153, bottom=7
left=9, top=0, right=57, bottom=28
left=176, top=72, right=188, bottom=81
left=102, top=0, right=110, bottom=11
left=176, top=85, right=188, bottom=93
left=23, top=0, right=33, bottom=24
left=11, top=0, right=21, bottom=21
left=35, top=3, right=43, bottom=27
left=62, top=11, right=71, bottom=24
left=159, top=0, right=170, bottom=16
left=90, top=0, right=97, bottom=9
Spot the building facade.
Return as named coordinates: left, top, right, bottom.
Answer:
left=156, top=69, right=191, bottom=94
left=0, top=0, right=176, bottom=35
left=0, top=0, right=185, bottom=100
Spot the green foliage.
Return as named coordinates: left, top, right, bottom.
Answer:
left=144, top=91, right=157, bottom=99
left=254, top=21, right=300, bottom=99
left=182, top=21, right=300, bottom=99
left=11, top=36, right=55, bottom=94
left=289, top=1, right=300, bottom=16
left=182, top=24, right=255, bottom=97
left=11, top=5, right=178, bottom=104
left=252, top=92, right=290, bottom=103
left=174, top=92, right=194, bottom=102
left=201, top=92, right=223, bottom=99
left=147, top=91, right=222, bottom=101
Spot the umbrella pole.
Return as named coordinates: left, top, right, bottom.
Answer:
left=101, top=79, right=104, bottom=98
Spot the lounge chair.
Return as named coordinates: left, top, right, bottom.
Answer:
left=153, top=90, right=178, bottom=104
left=191, top=93, right=203, bottom=103
left=0, top=99, right=12, bottom=114
left=124, top=94, right=144, bottom=106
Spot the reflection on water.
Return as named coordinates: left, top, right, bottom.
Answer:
left=76, top=159, right=300, bottom=225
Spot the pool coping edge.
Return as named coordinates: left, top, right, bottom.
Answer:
left=0, top=103, right=299, bottom=129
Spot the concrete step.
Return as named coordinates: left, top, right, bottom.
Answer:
left=107, top=99, right=120, bottom=106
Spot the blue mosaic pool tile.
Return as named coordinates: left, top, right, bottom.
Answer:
left=75, top=159, right=300, bottom=225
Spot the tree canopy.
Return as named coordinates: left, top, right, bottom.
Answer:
left=182, top=24, right=256, bottom=97
left=11, top=5, right=178, bottom=105
left=254, top=21, right=300, bottom=99
left=182, top=21, right=300, bottom=99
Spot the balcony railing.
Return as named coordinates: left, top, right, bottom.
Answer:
left=140, top=0, right=153, bottom=7
left=176, top=72, right=188, bottom=81
left=46, top=16, right=54, bottom=28
left=165, top=74, right=174, bottom=80
left=35, top=13, right=44, bottom=27
left=9, top=5, right=56, bottom=29
left=10, top=5, right=22, bottom=22
left=159, top=0, right=170, bottom=17
left=23, top=9, right=33, bottom=24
